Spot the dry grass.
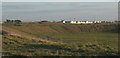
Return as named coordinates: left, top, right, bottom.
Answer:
left=2, top=22, right=119, bottom=56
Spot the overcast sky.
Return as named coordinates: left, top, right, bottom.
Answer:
left=2, top=2, right=118, bottom=21
left=2, top=0, right=120, bottom=2
left=0, top=2, right=1, bottom=20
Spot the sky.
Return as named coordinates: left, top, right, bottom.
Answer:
left=2, top=2, right=118, bottom=22
left=2, top=0, right=120, bottom=2
left=0, top=2, right=1, bottom=21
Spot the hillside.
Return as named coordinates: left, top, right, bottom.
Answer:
left=2, top=22, right=119, bottom=56
left=3, top=22, right=119, bottom=34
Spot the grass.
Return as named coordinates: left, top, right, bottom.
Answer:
left=42, top=32, right=118, bottom=48
left=2, top=22, right=119, bottom=56
left=2, top=34, right=118, bottom=56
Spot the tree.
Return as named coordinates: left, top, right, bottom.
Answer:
left=14, top=20, right=22, bottom=26
left=6, top=19, right=11, bottom=23
left=14, top=20, right=22, bottom=24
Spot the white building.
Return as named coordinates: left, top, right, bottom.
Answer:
left=79, top=21, right=86, bottom=24
left=62, top=21, right=66, bottom=23
left=70, top=21, right=76, bottom=24
left=76, top=21, right=93, bottom=24
left=94, top=21, right=101, bottom=23
left=62, top=20, right=102, bottom=24
left=86, top=21, right=93, bottom=24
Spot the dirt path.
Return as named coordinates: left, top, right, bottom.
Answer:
left=2, top=26, right=60, bottom=44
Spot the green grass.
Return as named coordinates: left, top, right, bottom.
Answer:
left=2, top=22, right=119, bottom=56
left=37, top=32, right=118, bottom=49
left=2, top=33, right=118, bottom=56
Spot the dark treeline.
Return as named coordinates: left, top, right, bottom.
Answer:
left=6, top=19, right=22, bottom=23
left=5, top=19, right=22, bottom=26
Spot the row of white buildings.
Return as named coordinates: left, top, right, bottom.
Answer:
left=62, top=20, right=106, bottom=24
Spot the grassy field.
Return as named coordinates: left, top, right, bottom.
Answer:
left=2, top=22, right=119, bottom=56
left=43, top=32, right=118, bottom=48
